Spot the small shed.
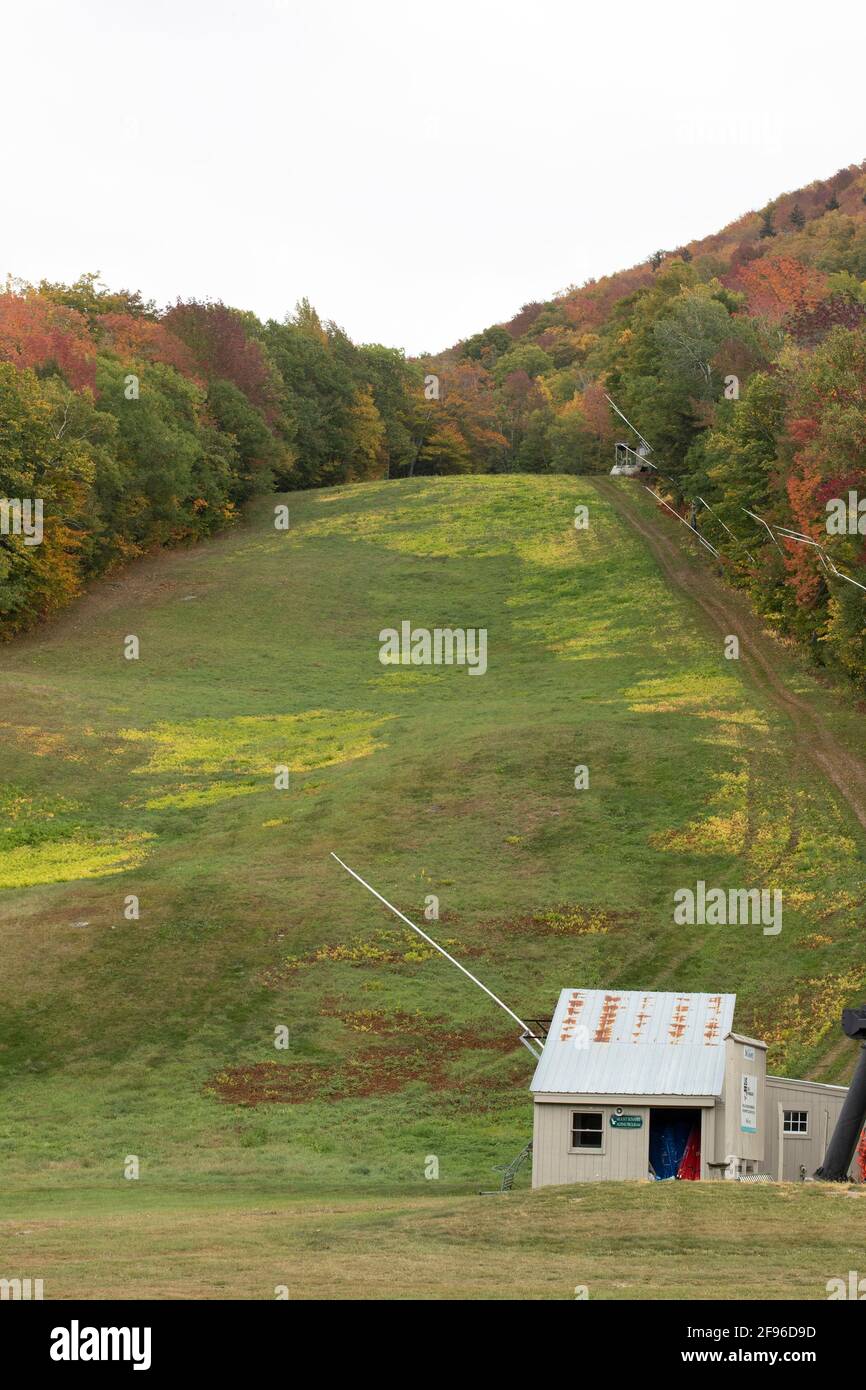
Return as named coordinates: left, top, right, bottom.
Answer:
left=529, top=988, right=850, bottom=1186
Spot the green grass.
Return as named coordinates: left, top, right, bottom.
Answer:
left=1, top=474, right=865, bottom=1296
left=2, top=1181, right=864, bottom=1300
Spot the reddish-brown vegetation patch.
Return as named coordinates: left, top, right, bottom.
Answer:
left=207, top=1011, right=516, bottom=1105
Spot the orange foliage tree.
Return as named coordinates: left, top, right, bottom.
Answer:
left=736, top=257, right=828, bottom=323
left=98, top=314, right=202, bottom=382
left=0, top=293, right=96, bottom=391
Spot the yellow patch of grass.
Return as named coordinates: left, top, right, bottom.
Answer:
left=0, top=832, right=154, bottom=889
left=119, top=710, right=391, bottom=776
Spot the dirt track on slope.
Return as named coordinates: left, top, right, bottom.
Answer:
left=593, top=478, right=866, bottom=836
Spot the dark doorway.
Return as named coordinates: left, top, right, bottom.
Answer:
left=649, top=1107, right=701, bottom=1180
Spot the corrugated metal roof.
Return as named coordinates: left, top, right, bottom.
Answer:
left=530, top=989, right=736, bottom=1097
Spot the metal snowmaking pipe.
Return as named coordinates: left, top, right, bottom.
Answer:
left=824, top=558, right=866, bottom=594
left=770, top=526, right=866, bottom=593
left=604, top=393, right=654, bottom=456
left=605, top=398, right=736, bottom=556
left=330, top=853, right=544, bottom=1056
left=814, top=1005, right=866, bottom=1181
left=604, top=399, right=865, bottom=593
left=644, top=487, right=722, bottom=558
left=742, top=507, right=786, bottom=556
left=697, top=497, right=756, bottom=564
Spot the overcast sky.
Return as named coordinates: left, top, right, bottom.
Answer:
left=5, top=0, right=865, bottom=354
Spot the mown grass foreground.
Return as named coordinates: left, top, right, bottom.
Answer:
left=5, top=1182, right=865, bottom=1301
left=1, top=474, right=864, bottom=1297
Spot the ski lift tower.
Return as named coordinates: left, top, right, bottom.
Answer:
left=606, top=395, right=654, bottom=477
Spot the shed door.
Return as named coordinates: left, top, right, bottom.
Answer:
left=649, top=1107, right=701, bottom=1180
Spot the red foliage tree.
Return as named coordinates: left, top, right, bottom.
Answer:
left=506, top=301, right=544, bottom=338
left=580, top=381, right=617, bottom=440
left=163, top=301, right=280, bottom=419
left=0, top=293, right=96, bottom=391
left=788, top=295, right=866, bottom=346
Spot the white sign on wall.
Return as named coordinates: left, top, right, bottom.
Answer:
left=741, top=1074, right=757, bottom=1133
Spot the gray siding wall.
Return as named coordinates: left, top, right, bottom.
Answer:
left=532, top=1098, right=713, bottom=1188
left=763, top=1077, right=848, bottom=1180
left=529, top=1075, right=855, bottom=1186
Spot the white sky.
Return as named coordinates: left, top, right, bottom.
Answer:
left=4, top=0, right=866, bottom=355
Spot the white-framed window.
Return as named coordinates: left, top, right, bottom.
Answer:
left=783, top=1109, right=809, bottom=1135
left=570, top=1109, right=605, bottom=1153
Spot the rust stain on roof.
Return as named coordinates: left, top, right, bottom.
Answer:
left=632, top=994, right=653, bottom=1043
left=559, top=990, right=586, bottom=1043
left=533, top=990, right=738, bottom=1096
left=594, top=993, right=622, bottom=1043
left=668, top=996, right=691, bottom=1043
left=703, top=994, right=723, bottom=1044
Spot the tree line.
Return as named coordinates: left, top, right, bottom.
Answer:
left=3, top=160, right=866, bottom=690
left=0, top=274, right=508, bottom=635
left=443, top=162, right=866, bottom=690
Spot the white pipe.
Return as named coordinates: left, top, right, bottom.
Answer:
left=330, top=853, right=543, bottom=1045
left=773, top=529, right=866, bottom=593
left=742, top=508, right=785, bottom=556
left=697, top=497, right=756, bottom=564
left=827, top=561, right=866, bottom=593
left=774, top=527, right=822, bottom=548
left=604, top=393, right=654, bottom=455
left=644, top=487, right=722, bottom=557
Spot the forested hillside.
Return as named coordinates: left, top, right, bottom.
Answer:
left=442, top=161, right=866, bottom=690
left=3, top=160, right=866, bottom=686
left=0, top=278, right=432, bottom=636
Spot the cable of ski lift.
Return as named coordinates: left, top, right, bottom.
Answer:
left=757, top=519, right=866, bottom=594
left=605, top=397, right=864, bottom=595
left=643, top=486, right=722, bottom=558
left=696, top=496, right=756, bottom=564
left=741, top=507, right=786, bottom=556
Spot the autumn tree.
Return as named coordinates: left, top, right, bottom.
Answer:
left=653, top=285, right=733, bottom=397
left=36, top=272, right=155, bottom=324
left=99, top=314, right=202, bottom=381
left=0, top=364, right=96, bottom=630
left=346, top=385, right=386, bottom=479
left=0, top=292, right=96, bottom=391
left=460, top=324, right=512, bottom=365
left=737, top=257, right=828, bottom=323
left=164, top=301, right=282, bottom=421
